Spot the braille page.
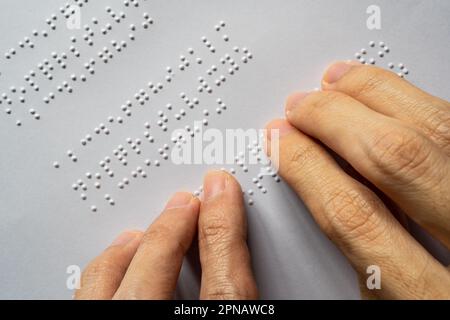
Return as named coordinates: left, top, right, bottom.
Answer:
left=1, top=0, right=449, bottom=299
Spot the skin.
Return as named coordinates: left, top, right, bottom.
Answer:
left=76, top=62, right=450, bottom=300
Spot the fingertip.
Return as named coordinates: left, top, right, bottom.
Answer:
left=165, top=191, right=198, bottom=210
left=322, top=60, right=360, bottom=87
left=285, top=92, right=310, bottom=116
left=203, top=170, right=242, bottom=202
left=265, top=118, right=295, bottom=140
left=264, top=119, right=295, bottom=158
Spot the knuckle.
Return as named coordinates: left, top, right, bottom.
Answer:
left=422, top=108, right=450, bottom=147
left=199, top=219, right=233, bottom=248
left=346, top=66, right=394, bottom=98
left=204, top=278, right=253, bottom=300
left=323, top=187, right=385, bottom=244
left=284, top=143, right=320, bottom=184
left=205, top=289, right=249, bottom=300
left=368, top=129, right=434, bottom=183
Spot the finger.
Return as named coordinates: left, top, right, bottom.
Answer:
left=75, top=230, right=143, bottom=299
left=285, top=90, right=450, bottom=248
left=322, top=61, right=450, bottom=154
left=266, top=119, right=450, bottom=299
left=198, top=170, right=258, bottom=300
left=113, top=192, right=200, bottom=299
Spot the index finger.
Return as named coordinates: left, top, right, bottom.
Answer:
left=113, top=192, right=200, bottom=299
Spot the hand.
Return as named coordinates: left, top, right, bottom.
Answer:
left=266, top=61, right=450, bottom=299
left=75, top=171, right=258, bottom=300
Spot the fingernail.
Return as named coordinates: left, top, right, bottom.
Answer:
left=285, top=92, right=310, bottom=115
left=323, top=61, right=359, bottom=85
left=165, top=192, right=193, bottom=209
left=203, top=171, right=227, bottom=201
left=265, top=119, right=295, bottom=141
left=111, top=231, right=140, bottom=246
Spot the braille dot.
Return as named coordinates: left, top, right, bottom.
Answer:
left=81, top=194, right=87, bottom=200
left=369, top=41, right=375, bottom=47
left=248, top=199, right=254, bottom=206
left=360, top=48, right=367, bottom=55
left=91, top=206, right=97, bottom=212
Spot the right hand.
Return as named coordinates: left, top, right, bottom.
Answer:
left=266, top=61, right=450, bottom=299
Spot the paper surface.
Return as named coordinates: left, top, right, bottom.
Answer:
left=0, top=0, right=449, bottom=299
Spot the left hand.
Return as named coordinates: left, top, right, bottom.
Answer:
left=75, top=171, right=258, bottom=300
